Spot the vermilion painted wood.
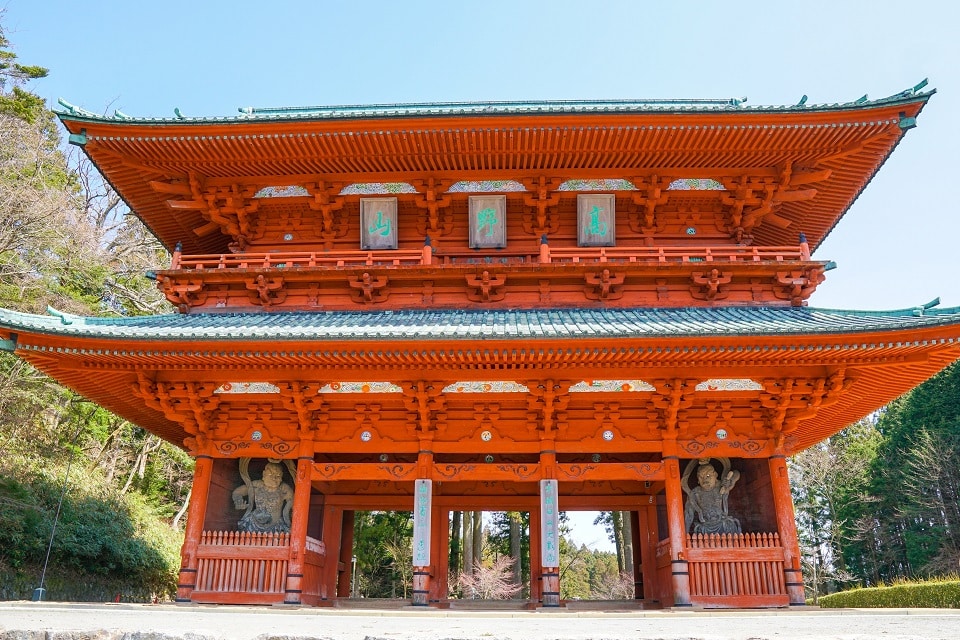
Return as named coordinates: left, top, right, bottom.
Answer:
left=175, top=456, right=212, bottom=602
left=28, top=92, right=957, bottom=609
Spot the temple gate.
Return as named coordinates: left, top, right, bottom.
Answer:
left=2, top=83, right=960, bottom=608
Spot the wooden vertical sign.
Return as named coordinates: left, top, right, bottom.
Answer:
left=360, top=197, right=398, bottom=250
left=540, top=479, right=559, bottom=566
left=413, top=479, right=432, bottom=566
left=577, top=194, right=616, bottom=246
left=469, top=195, right=507, bottom=248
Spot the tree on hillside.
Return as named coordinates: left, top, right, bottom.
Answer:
left=0, top=18, right=189, bottom=600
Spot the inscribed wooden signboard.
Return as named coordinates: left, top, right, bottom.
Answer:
left=469, top=195, right=507, bottom=248
left=360, top=198, right=398, bottom=250
left=577, top=194, right=616, bottom=246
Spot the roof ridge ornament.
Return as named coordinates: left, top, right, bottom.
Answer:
left=913, top=297, right=941, bottom=317
left=46, top=306, right=78, bottom=325
left=56, top=98, right=97, bottom=118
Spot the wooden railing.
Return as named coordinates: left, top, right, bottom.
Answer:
left=170, top=244, right=808, bottom=271
left=545, top=245, right=806, bottom=264
left=193, top=530, right=289, bottom=604
left=173, top=249, right=425, bottom=270
left=685, top=532, right=787, bottom=605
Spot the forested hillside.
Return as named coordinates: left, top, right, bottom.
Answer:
left=791, top=360, right=960, bottom=598
left=0, top=21, right=188, bottom=601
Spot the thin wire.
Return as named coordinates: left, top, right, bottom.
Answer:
left=37, top=421, right=84, bottom=601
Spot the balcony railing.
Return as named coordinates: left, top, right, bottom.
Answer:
left=170, top=244, right=809, bottom=271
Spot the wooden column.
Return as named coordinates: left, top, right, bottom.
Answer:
left=429, top=504, right=447, bottom=603
left=320, top=504, right=343, bottom=602
left=284, top=456, right=313, bottom=605
left=630, top=509, right=643, bottom=599
left=336, top=510, right=355, bottom=597
left=529, top=504, right=542, bottom=603
left=663, top=456, right=691, bottom=606
left=637, top=499, right=660, bottom=602
left=769, top=455, right=806, bottom=605
left=176, top=455, right=212, bottom=602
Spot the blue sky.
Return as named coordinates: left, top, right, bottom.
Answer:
left=6, top=0, right=959, bottom=311
left=5, top=0, right=959, bottom=550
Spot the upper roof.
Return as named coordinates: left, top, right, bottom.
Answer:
left=56, top=84, right=933, bottom=256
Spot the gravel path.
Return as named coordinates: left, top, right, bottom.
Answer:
left=2, top=602, right=960, bottom=640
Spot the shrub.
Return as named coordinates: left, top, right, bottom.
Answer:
left=817, top=579, right=960, bottom=608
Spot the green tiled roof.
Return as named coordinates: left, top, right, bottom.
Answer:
left=2, top=305, right=960, bottom=347
left=55, top=81, right=933, bottom=125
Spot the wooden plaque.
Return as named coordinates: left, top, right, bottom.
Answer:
left=469, top=195, right=507, bottom=248
left=577, top=194, right=616, bottom=246
left=360, top=197, right=398, bottom=250
left=540, top=479, right=560, bottom=566
left=413, top=479, right=432, bottom=566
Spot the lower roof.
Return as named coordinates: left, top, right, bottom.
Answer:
left=2, top=304, right=960, bottom=344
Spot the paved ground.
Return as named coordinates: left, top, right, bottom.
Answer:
left=2, top=602, right=960, bottom=640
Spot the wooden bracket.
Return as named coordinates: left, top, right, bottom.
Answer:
left=246, top=274, right=287, bottom=306
left=465, top=271, right=506, bottom=302
left=412, top=177, right=454, bottom=237
left=402, top=381, right=447, bottom=435
left=772, top=266, right=825, bottom=306
left=132, top=376, right=221, bottom=452
left=690, top=269, right=732, bottom=301
left=651, top=378, right=696, bottom=437
left=584, top=269, right=625, bottom=301
left=279, top=382, right=328, bottom=433
left=628, top=174, right=672, bottom=232
left=348, top=272, right=389, bottom=304
left=520, top=176, right=562, bottom=236
left=306, top=181, right=347, bottom=248
left=159, top=277, right=207, bottom=313
left=524, top=379, right=571, bottom=435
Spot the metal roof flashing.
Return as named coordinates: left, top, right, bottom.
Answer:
left=54, top=84, right=934, bottom=126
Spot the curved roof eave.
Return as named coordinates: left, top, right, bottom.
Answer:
left=2, top=305, right=960, bottom=345
left=54, top=88, right=935, bottom=126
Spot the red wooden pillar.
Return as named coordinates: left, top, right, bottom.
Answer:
left=320, top=504, right=343, bottom=602
left=637, top=499, right=660, bottom=602
left=284, top=456, right=313, bottom=604
left=663, top=456, right=691, bottom=606
left=176, top=455, right=212, bottom=602
left=769, top=455, right=806, bottom=605
left=430, top=505, right=448, bottom=603
left=529, top=501, right=542, bottom=603
left=630, top=509, right=642, bottom=599
left=336, top=510, right=355, bottom=597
